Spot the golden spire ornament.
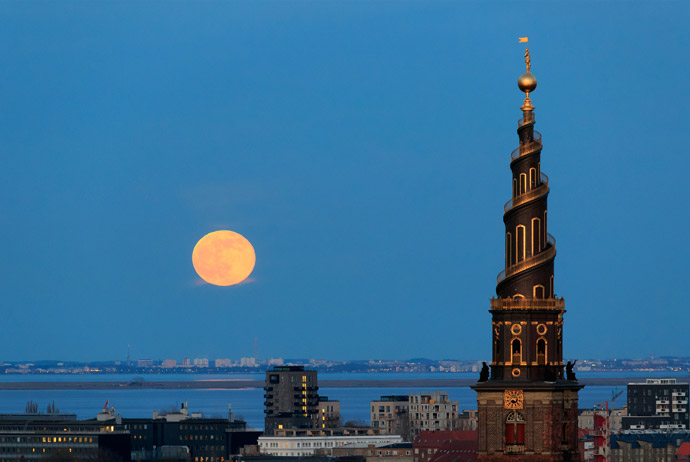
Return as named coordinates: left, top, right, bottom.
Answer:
left=517, top=46, right=537, bottom=113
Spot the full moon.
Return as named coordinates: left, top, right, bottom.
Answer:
left=192, top=230, right=256, bottom=286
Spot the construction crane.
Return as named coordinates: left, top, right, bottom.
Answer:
left=611, top=389, right=624, bottom=410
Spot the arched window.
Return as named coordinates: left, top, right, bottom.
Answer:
left=506, top=232, right=512, bottom=267
left=537, top=338, right=547, bottom=365
left=519, top=173, right=527, bottom=194
left=494, top=335, right=501, bottom=363
left=533, top=285, right=545, bottom=299
left=511, top=338, right=521, bottom=365
left=505, top=411, right=525, bottom=445
left=513, top=178, right=518, bottom=199
left=516, top=225, right=525, bottom=262
left=529, top=168, right=536, bottom=190
left=532, top=218, right=541, bottom=256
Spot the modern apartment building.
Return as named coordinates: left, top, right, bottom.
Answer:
left=318, top=396, right=341, bottom=428
left=371, top=396, right=410, bottom=439
left=408, top=392, right=459, bottom=439
left=264, top=366, right=319, bottom=434
left=622, top=379, right=689, bottom=430
left=0, top=414, right=131, bottom=461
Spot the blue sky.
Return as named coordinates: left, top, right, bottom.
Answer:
left=0, top=1, right=688, bottom=362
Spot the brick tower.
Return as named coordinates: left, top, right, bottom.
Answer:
left=471, top=47, right=582, bottom=462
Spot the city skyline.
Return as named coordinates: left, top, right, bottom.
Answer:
left=1, top=2, right=689, bottom=361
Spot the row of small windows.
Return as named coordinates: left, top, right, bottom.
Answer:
left=0, top=436, right=94, bottom=444
left=506, top=214, right=547, bottom=267
left=512, top=165, right=541, bottom=198
left=180, top=434, right=220, bottom=441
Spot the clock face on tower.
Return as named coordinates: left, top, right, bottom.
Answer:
left=504, top=389, right=524, bottom=409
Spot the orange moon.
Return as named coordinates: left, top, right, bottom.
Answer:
left=192, top=230, right=256, bottom=286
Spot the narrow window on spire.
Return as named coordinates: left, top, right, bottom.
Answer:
left=506, top=233, right=512, bottom=267
left=519, top=173, right=527, bottom=195
left=550, top=275, right=554, bottom=298
left=511, top=338, right=521, bottom=365
left=513, top=178, right=518, bottom=199
left=516, top=226, right=525, bottom=262
left=544, top=210, right=548, bottom=244
left=529, top=168, right=536, bottom=190
left=538, top=162, right=541, bottom=184
left=532, top=218, right=541, bottom=256
left=537, top=338, right=547, bottom=365
left=495, top=335, right=501, bottom=363
left=533, top=285, right=544, bottom=299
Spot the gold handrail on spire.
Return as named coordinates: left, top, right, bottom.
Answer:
left=517, top=38, right=537, bottom=114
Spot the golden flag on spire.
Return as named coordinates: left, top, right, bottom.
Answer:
left=518, top=37, right=528, bottom=43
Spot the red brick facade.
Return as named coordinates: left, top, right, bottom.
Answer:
left=475, top=388, right=580, bottom=462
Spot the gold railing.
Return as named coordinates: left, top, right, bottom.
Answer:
left=490, top=297, right=564, bottom=310
left=504, top=444, right=525, bottom=454
left=497, top=234, right=555, bottom=285
left=511, top=130, right=542, bottom=161
left=504, top=172, right=549, bottom=213
left=518, top=113, right=535, bottom=128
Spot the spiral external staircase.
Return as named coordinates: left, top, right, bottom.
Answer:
left=496, top=111, right=556, bottom=295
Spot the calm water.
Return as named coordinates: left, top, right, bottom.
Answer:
left=1, top=371, right=687, bottom=430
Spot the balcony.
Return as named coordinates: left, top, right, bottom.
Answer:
left=510, top=130, right=542, bottom=161
left=673, top=392, right=687, bottom=397
left=673, top=408, right=687, bottom=413
left=504, top=172, right=549, bottom=214
left=491, top=296, right=565, bottom=311
left=673, top=400, right=688, bottom=405
left=656, top=400, right=670, bottom=405
left=504, top=444, right=525, bottom=454
left=518, top=113, right=534, bottom=128
left=496, top=234, right=556, bottom=286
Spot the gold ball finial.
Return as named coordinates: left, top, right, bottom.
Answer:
left=518, top=72, right=537, bottom=93
left=518, top=48, right=536, bottom=112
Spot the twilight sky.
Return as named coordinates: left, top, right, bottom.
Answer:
left=1, top=1, right=689, bottom=362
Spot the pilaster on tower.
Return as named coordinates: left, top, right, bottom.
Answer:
left=472, top=45, right=583, bottom=462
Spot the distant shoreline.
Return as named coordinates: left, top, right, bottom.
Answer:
left=0, top=377, right=686, bottom=391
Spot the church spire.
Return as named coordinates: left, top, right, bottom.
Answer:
left=473, top=43, right=582, bottom=462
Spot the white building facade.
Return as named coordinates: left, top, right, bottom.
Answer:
left=258, top=435, right=403, bottom=457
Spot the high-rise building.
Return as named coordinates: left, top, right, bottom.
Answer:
left=193, top=357, right=209, bottom=367
left=371, top=395, right=410, bottom=439
left=472, top=47, right=582, bottom=461
left=241, top=357, right=257, bottom=367
left=215, top=358, right=234, bottom=368
left=408, top=392, right=459, bottom=439
left=263, top=365, right=319, bottom=434
left=622, top=378, right=689, bottom=430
